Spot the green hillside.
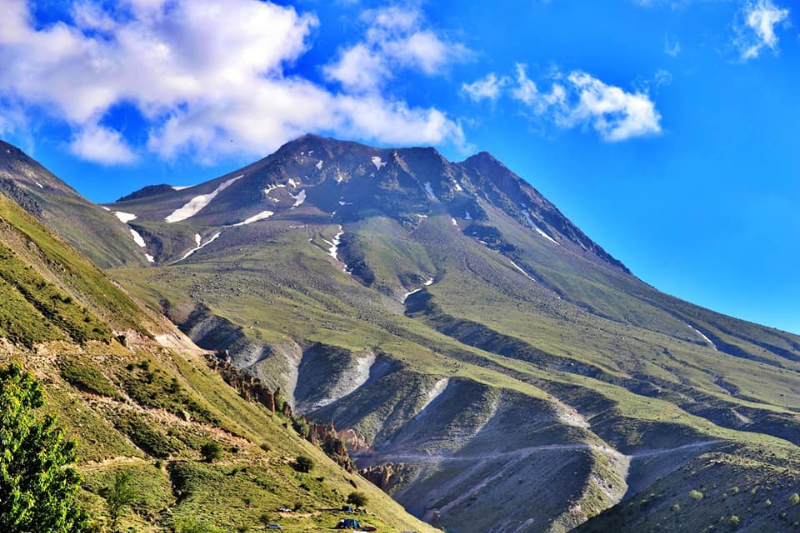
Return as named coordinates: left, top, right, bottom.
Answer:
left=0, top=191, right=438, bottom=533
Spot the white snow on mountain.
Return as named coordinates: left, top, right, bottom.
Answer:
left=424, top=182, right=439, bottom=201
left=291, top=189, right=306, bottom=209
left=522, top=209, right=558, bottom=245
left=371, top=156, right=386, bottom=170
left=232, top=211, right=274, bottom=226
left=115, top=211, right=137, bottom=223
left=129, top=228, right=146, bottom=248
left=165, top=175, right=243, bottom=223
left=176, top=232, right=222, bottom=262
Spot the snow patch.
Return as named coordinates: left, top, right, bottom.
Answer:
left=402, top=278, right=434, bottom=303
left=263, top=183, right=287, bottom=197
left=453, top=181, right=463, bottom=192
left=194, top=233, right=201, bottom=247
left=451, top=217, right=458, bottom=227
left=172, top=185, right=193, bottom=191
left=101, top=206, right=110, bottom=211
left=424, top=182, right=439, bottom=201
left=522, top=210, right=558, bottom=245
left=165, top=175, right=243, bottom=223
left=316, top=160, right=323, bottom=170
left=290, top=189, right=306, bottom=209
left=465, top=211, right=472, bottom=220
left=232, top=211, right=274, bottom=226
left=686, top=323, right=717, bottom=351
left=288, top=178, right=298, bottom=188
left=129, top=228, right=146, bottom=248
left=371, top=156, right=386, bottom=170
left=115, top=211, right=137, bottom=223
left=509, top=260, right=537, bottom=283
left=144, top=254, right=155, bottom=263
left=327, top=226, right=344, bottom=260
left=176, top=232, right=222, bottom=262
left=34, top=181, right=44, bottom=189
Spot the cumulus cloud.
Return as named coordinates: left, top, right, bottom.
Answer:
left=564, top=72, right=662, bottom=141
left=324, top=5, right=470, bottom=93
left=735, top=0, right=790, bottom=60
left=465, top=64, right=661, bottom=142
left=70, top=125, right=137, bottom=165
left=0, top=0, right=465, bottom=164
left=461, top=73, right=509, bottom=102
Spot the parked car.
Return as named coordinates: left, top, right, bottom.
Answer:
left=361, top=526, right=378, bottom=531
left=266, top=525, right=282, bottom=530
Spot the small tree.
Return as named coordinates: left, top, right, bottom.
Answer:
left=0, top=362, right=88, bottom=533
left=688, top=490, right=704, bottom=501
left=347, top=491, right=369, bottom=509
left=790, top=493, right=800, bottom=506
left=294, top=455, right=314, bottom=473
left=201, top=442, right=222, bottom=462
left=102, top=471, right=136, bottom=532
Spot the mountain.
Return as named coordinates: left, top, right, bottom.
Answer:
left=4, top=135, right=800, bottom=532
left=0, top=140, right=152, bottom=268
left=0, top=146, right=438, bottom=532
left=96, top=134, right=800, bottom=533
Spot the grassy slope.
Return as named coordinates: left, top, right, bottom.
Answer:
left=0, top=193, right=437, bottom=533
left=109, top=206, right=800, bottom=532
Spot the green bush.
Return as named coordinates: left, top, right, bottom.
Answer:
left=689, top=490, right=704, bottom=501
left=294, top=455, right=314, bottom=473
left=727, top=515, right=740, bottom=528
left=347, top=491, right=369, bottom=509
left=0, top=363, right=88, bottom=532
left=200, top=442, right=222, bottom=463
left=790, top=493, right=800, bottom=506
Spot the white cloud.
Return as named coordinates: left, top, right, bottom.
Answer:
left=511, top=64, right=539, bottom=105
left=461, top=73, right=508, bottom=102
left=0, top=0, right=465, bottom=163
left=565, top=72, right=662, bottom=141
left=324, top=5, right=470, bottom=93
left=466, top=65, right=662, bottom=142
left=664, top=35, right=682, bottom=57
left=736, top=0, right=790, bottom=60
left=70, top=125, right=137, bottom=164
left=653, top=69, right=674, bottom=88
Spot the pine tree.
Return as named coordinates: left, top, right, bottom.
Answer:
left=0, top=362, right=88, bottom=533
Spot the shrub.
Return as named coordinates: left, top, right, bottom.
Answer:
left=294, top=455, right=314, bottom=473
left=101, top=471, right=136, bottom=532
left=260, top=443, right=271, bottom=453
left=200, top=442, right=222, bottom=463
left=347, top=491, right=369, bottom=509
left=672, top=504, right=681, bottom=512
left=790, top=493, right=800, bottom=506
left=689, top=490, right=704, bottom=501
left=294, top=501, right=304, bottom=511
left=0, top=363, right=88, bottom=533
left=727, top=515, right=740, bottom=528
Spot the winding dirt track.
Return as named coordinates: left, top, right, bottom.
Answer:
left=353, top=439, right=724, bottom=467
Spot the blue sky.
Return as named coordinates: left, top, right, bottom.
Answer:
left=0, top=0, right=798, bottom=334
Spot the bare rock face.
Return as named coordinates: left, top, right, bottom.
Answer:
left=338, top=428, right=370, bottom=453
